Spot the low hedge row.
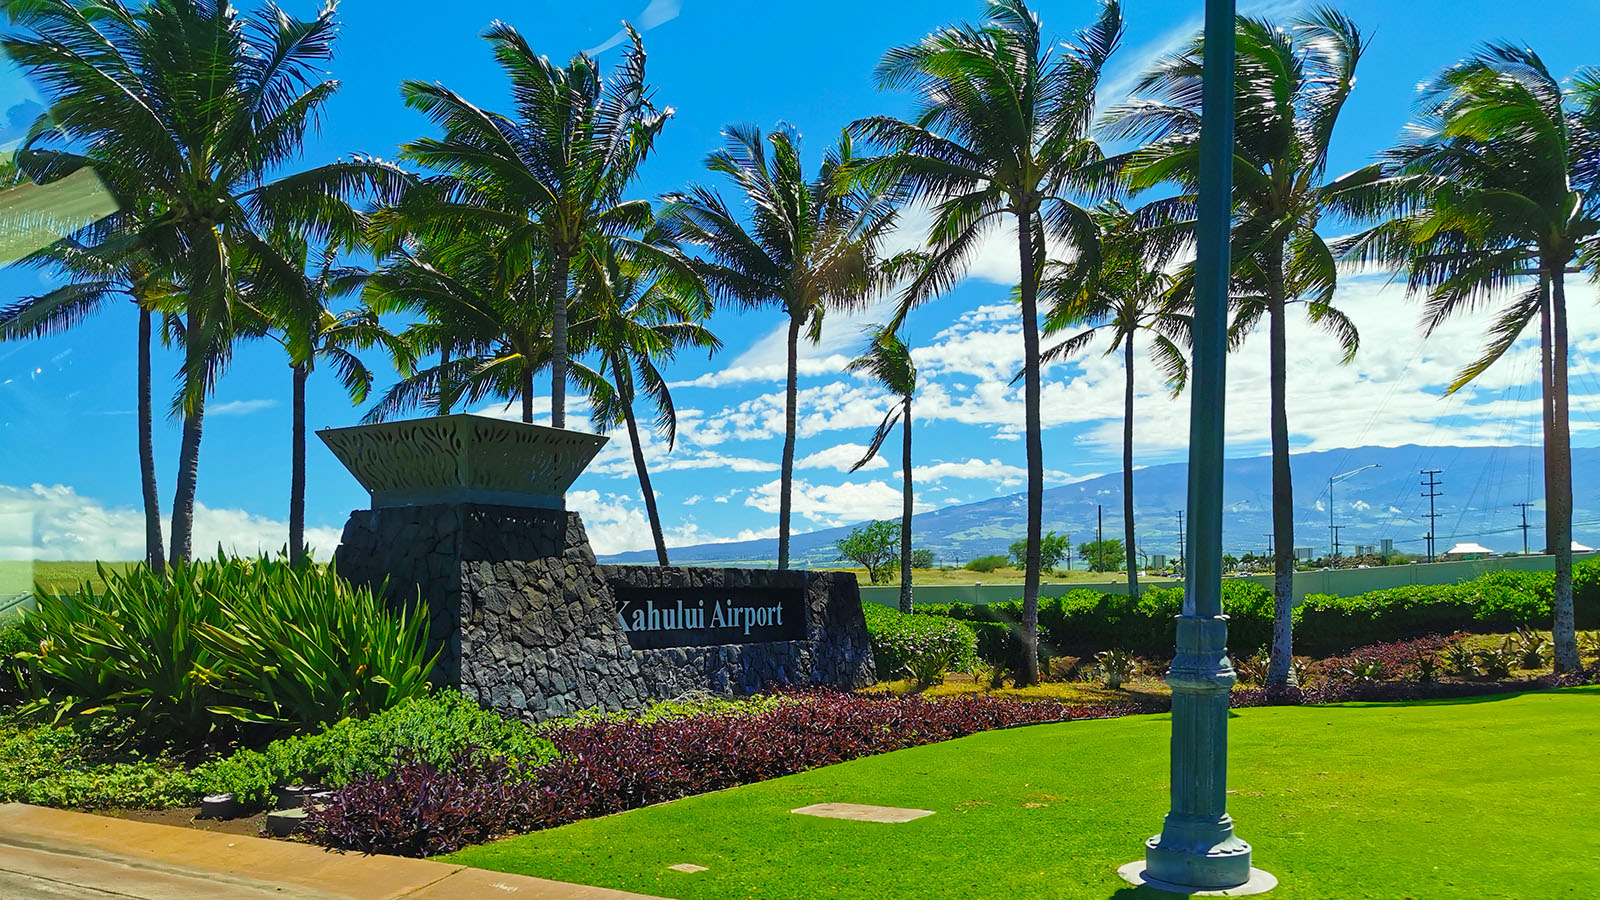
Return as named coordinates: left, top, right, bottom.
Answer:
left=860, top=603, right=978, bottom=679
left=305, top=690, right=1117, bottom=856
left=909, top=562, right=1600, bottom=659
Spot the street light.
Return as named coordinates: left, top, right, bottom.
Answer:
left=1119, top=0, right=1274, bottom=894
left=1328, top=464, right=1380, bottom=559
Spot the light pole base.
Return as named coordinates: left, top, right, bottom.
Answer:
left=1118, top=861, right=1278, bottom=896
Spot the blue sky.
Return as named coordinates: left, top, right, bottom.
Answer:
left=3, top=0, right=1600, bottom=561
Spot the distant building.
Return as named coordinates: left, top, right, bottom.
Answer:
left=1380, top=538, right=1395, bottom=556
left=1294, top=547, right=1314, bottom=561
left=1151, top=554, right=1168, bottom=569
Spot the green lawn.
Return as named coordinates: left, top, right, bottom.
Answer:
left=448, top=688, right=1600, bottom=900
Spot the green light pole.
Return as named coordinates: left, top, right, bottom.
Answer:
left=1120, top=0, right=1274, bottom=893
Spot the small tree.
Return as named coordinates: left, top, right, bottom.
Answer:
left=1078, top=538, right=1126, bottom=573
left=1009, top=531, right=1070, bottom=571
left=836, top=521, right=902, bottom=585
left=910, top=549, right=936, bottom=569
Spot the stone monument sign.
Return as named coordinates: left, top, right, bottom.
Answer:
left=321, top=414, right=875, bottom=720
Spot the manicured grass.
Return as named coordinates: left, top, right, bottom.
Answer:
left=447, top=688, right=1600, bottom=900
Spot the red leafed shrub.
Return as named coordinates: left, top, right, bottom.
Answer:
left=301, top=752, right=541, bottom=857
left=1231, top=671, right=1591, bottom=708
left=306, top=691, right=1120, bottom=856
left=1315, top=633, right=1456, bottom=682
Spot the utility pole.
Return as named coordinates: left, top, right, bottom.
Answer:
left=1514, top=502, right=1533, bottom=556
left=1065, top=532, right=1072, bottom=571
left=1330, top=525, right=1342, bottom=561
left=1097, top=504, right=1105, bottom=573
left=1421, top=469, right=1443, bottom=563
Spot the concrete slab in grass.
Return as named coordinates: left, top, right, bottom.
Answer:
left=790, top=803, right=934, bottom=823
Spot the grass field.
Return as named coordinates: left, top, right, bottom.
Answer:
left=828, top=565, right=1177, bottom=587
left=0, top=561, right=136, bottom=598
left=447, top=688, right=1600, bottom=900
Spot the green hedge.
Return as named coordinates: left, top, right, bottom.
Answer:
left=914, top=562, right=1600, bottom=659
left=861, top=603, right=977, bottom=680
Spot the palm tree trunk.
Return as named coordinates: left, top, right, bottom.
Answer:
left=778, top=311, right=803, bottom=570
left=521, top=360, right=534, bottom=424
left=136, top=305, right=165, bottom=576
left=289, top=362, right=308, bottom=568
left=1123, top=334, right=1139, bottom=599
left=623, top=392, right=671, bottom=566
left=1016, top=215, right=1044, bottom=687
left=1266, top=279, right=1296, bottom=689
left=550, top=253, right=569, bottom=429
left=899, top=396, right=913, bottom=614
left=1549, top=270, right=1578, bottom=672
left=439, top=341, right=453, bottom=416
left=169, top=399, right=205, bottom=568
left=169, top=324, right=206, bottom=568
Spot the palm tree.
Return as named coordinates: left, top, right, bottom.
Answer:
left=1038, top=202, right=1190, bottom=600
left=664, top=126, right=899, bottom=570
left=570, top=231, right=719, bottom=565
left=1341, top=47, right=1600, bottom=673
left=0, top=237, right=177, bottom=574
left=853, top=0, right=1123, bottom=684
left=4, top=0, right=408, bottom=565
left=251, top=239, right=405, bottom=566
left=361, top=231, right=547, bottom=423
left=1104, top=8, right=1378, bottom=688
left=847, top=326, right=917, bottom=613
left=397, top=23, right=669, bottom=430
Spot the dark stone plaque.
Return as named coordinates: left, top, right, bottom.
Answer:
left=612, top=582, right=806, bottom=649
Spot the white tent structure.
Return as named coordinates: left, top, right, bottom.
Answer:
left=1572, top=540, right=1594, bottom=553
left=1443, top=542, right=1494, bottom=560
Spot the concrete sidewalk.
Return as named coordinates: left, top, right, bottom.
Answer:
left=0, top=803, right=664, bottom=900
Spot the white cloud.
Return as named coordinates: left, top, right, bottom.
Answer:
left=795, top=443, right=887, bottom=472
left=683, top=494, right=702, bottom=506
left=0, top=483, right=340, bottom=562
left=744, top=477, right=933, bottom=526
left=208, top=398, right=277, bottom=416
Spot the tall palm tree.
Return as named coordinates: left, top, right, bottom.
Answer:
left=1341, top=47, right=1600, bottom=673
left=1038, top=201, right=1190, bottom=600
left=848, top=326, right=917, bottom=613
left=0, top=237, right=177, bottom=574
left=251, top=239, right=405, bottom=566
left=853, top=0, right=1123, bottom=684
left=4, top=0, right=408, bottom=565
left=397, top=23, right=669, bottom=430
left=570, top=231, right=719, bottom=565
left=664, top=126, right=899, bottom=570
left=1104, top=7, right=1378, bottom=688
left=361, top=231, right=546, bottom=423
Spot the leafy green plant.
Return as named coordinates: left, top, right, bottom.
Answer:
left=193, top=691, right=554, bottom=810
left=15, top=557, right=434, bottom=740
left=910, top=549, right=936, bottom=569
left=1579, top=631, right=1600, bottom=662
left=1095, top=649, right=1137, bottom=690
left=196, top=561, right=435, bottom=728
left=1334, top=658, right=1388, bottom=682
left=834, top=521, right=901, bottom=585
left=1442, top=641, right=1477, bottom=677
left=1414, top=652, right=1441, bottom=684
left=0, top=720, right=199, bottom=810
left=1290, top=657, right=1316, bottom=687
left=1234, top=650, right=1270, bottom=686
left=1509, top=627, right=1550, bottom=670
left=903, top=646, right=958, bottom=689
left=964, top=555, right=1008, bottom=574
left=1476, top=645, right=1516, bottom=679
left=17, top=562, right=224, bottom=739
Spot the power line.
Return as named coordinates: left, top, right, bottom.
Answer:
left=1421, top=469, right=1444, bottom=563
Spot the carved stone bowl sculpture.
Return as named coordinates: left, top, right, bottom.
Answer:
left=318, top=414, right=608, bottom=510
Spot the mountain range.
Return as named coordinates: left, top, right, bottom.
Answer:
left=600, top=444, right=1595, bottom=567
